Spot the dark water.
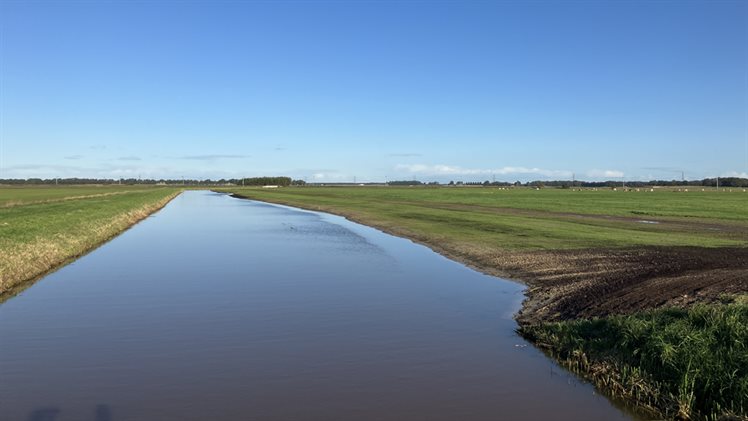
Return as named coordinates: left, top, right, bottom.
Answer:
left=0, top=191, right=635, bottom=420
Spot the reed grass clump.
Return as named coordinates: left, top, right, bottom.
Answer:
left=521, top=301, right=748, bottom=420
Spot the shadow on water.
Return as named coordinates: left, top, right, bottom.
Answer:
left=27, top=408, right=59, bottom=421
left=27, top=405, right=112, bottom=421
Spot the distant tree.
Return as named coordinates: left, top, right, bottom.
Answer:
left=241, top=176, right=292, bottom=187
left=528, top=181, right=546, bottom=188
left=388, top=180, right=422, bottom=186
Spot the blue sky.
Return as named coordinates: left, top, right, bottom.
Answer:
left=1, top=1, right=746, bottom=182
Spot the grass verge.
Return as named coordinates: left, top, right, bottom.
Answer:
left=520, top=299, right=748, bottom=420
left=0, top=187, right=181, bottom=296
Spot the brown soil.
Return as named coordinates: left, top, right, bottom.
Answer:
left=390, top=202, right=748, bottom=311
left=467, top=246, right=748, bottom=325
left=393, top=237, right=748, bottom=326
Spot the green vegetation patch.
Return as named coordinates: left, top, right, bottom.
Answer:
left=220, top=187, right=748, bottom=250
left=237, top=187, right=748, bottom=220
left=520, top=302, right=748, bottom=420
left=0, top=185, right=158, bottom=207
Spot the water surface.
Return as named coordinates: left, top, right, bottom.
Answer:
left=0, top=191, right=635, bottom=420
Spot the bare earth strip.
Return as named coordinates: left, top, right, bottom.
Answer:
left=462, top=245, right=748, bottom=324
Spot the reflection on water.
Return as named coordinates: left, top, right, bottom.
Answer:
left=1, top=191, right=635, bottom=420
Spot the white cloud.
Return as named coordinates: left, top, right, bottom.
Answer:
left=179, top=154, right=249, bottom=160
left=587, top=169, right=624, bottom=178
left=395, top=164, right=572, bottom=178
left=311, top=172, right=347, bottom=181
left=1, top=162, right=303, bottom=180
left=722, top=171, right=748, bottom=178
left=2, top=163, right=172, bottom=179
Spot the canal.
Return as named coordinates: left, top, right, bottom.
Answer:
left=0, top=191, right=635, bottom=420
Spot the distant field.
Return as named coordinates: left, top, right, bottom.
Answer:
left=0, top=186, right=180, bottom=296
left=0, top=185, right=158, bottom=207
left=219, top=186, right=748, bottom=250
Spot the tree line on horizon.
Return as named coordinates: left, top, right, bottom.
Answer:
left=0, top=177, right=307, bottom=186
left=1, top=177, right=746, bottom=188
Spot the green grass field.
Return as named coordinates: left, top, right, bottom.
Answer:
left=0, top=185, right=159, bottom=207
left=0, top=186, right=180, bottom=294
left=219, top=186, right=748, bottom=250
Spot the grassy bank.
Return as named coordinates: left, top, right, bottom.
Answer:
left=219, top=186, right=748, bottom=420
left=521, top=299, right=748, bottom=420
left=0, top=186, right=181, bottom=296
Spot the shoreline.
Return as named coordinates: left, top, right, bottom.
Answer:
left=0, top=190, right=182, bottom=301
left=225, top=192, right=748, bottom=325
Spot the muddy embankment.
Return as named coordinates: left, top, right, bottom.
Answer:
left=463, top=246, right=748, bottom=325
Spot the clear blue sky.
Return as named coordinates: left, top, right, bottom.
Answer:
left=1, top=1, right=746, bottom=182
